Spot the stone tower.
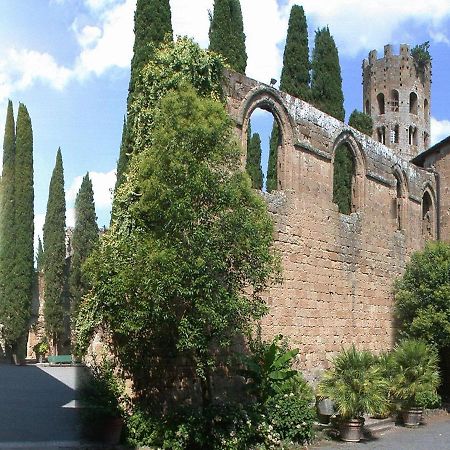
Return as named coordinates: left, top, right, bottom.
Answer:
left=362, top=44, right=431, bottom=160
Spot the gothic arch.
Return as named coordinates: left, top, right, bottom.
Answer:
left=332, top=130, right=367, bottom=213
left=237, top=86, right=295, bottom=191
left=421, top=184, right=437, bottom=240
left=392, top=165, right=408, bottom=231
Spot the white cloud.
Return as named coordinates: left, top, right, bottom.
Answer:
left=84, top=0, right=120, bottom=11
left=287, top=0, right=450, bottom=56
left=431, top=117, right=450, bottom=145
left=429, top=29, right=450, bottom=45
left=67, top=169, right=116, bottom=210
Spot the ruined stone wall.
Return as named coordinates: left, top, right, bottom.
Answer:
left=225, top=70, right=436, bottom=380
left=421, top=143, right=450, bottom=242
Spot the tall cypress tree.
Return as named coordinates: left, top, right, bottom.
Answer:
left=115, top=0, right=173, bottom=197
left=69, top=173, right=98, bottom=315
left=43, top=149, right=66, bottom=352
left=310, top=27, right=345, bottom=122
left=209, top=0, right=247, bottom=73
left=0, top=100, right=17, bottom=355
left=246, top=129, right=263, bottom=190
left=267, top=5, right=310, bottom=192
left=13, top=103, right=34, bottom=353
left=36, top=236, right=44, bottom=272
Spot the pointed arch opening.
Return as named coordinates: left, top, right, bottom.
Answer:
left=391, top=89, right=399, bottom=112
left=392, top=169, right=407, bottom=231
left=422, top=189, right=436, bottom=240
left=377, top=93, right=385, bottom=115
left=409, top=92, right=418, bottom=115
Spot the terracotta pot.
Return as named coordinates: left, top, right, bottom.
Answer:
left=402, top=407, right=422, bottom=427
left=100, top=417, right=123, bottom=445
left=339, top=417, right=364, bottom=442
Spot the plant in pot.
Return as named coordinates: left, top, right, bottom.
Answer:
left=390, top=339, right=440, bottom=427
left=79, top=357, right=126, bottom=444
left=33, top=340, right=50, bottom=363
left=317, top=346, right=389, bottom=442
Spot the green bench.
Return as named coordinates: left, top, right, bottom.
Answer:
left=47, top=355, right=72, bottom=364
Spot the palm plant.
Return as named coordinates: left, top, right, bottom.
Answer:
left=317, top=346, right=389, bottom=420
left=390, top=339, right=440, bottom=410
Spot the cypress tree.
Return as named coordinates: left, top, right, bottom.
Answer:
left=246, top=129, right=263, bottom=190
left=13, top=103, right=34, bottom=353
left=0, top=100, right=17, bottom=354
left=43, top=149, right=66, bottom=352
left=209, top=0, right=247, bottom=73
left=69, top=173, right=98, bottom=315
left=36, top=237, right=44, bottom=272
left=280, top=5, right=310, bottom=100
left=333, top=144, right=354, bottom=215
left=116, top=0, right=173, bottom=196
left=267, top=5, right=310, bottom=192
left=267, top=125, right=279, bottom=193
left=310, top=27, right=345, bottom=122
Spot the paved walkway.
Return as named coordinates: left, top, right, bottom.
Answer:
left=0, top=364, right=88, bottom=446
left=315, top=414, right=450, bottom=450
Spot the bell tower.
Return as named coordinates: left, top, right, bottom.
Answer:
left=362, top=44, right=431, bottom=160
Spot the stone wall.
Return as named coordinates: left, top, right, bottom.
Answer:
left=224, top=69, right=436, bottom=380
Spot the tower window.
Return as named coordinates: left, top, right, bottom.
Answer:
left=409, top=92, right=418, bottom=115
left=390, top=125, right=399, bottom=144
left=391, top=90, right=399, bottom=112
left=377, top=93, right=385, bottom=115
left=409, top=126, right=418, bottom=146
left=424, top=99, right=429, bottom=118
left=365, top=99, right=370, bottom=115
left=377, top=126, right=386, bottom=144
left=424, top=131, right=430, bottom=149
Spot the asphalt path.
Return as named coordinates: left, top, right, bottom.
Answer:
left=0, top=364, right=88, bottom=444
left=316, top=414, right=450, bottom=450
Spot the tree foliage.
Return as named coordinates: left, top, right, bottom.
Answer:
left=77, top=82, right=279, bottom=406
left=0, top=100, right=17, bottom=349
left=43, top=149, right=66, bottom=349
left=12, top=104, right=34, bottom=349
left=246, top=125, right=263, bottom=190
left=394, top=241, right=450, bottom=350
left=332, top=144, right=354, bottom=215
left=209, top=0, right=247, bottom=73
left=69, top=173, right=98, bottom=315
left=348, top=109, right=373, bottom=136
left=311, top=27, right=345, bottom=122
left=280, top=5, right=310, bottom=100
left=116, top=0, right=173, bottom=195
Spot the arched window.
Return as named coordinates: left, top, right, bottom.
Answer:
left=391, top=89, right=399, bottom=112
left=394, top=174, right=403, bottom=230
left=409, top=126, right=418, bottom=146
left=422, top=191, right=435, bottom=240
left=409, top=92, right=418, bottom=115
left=424, top=99, right=429, bottom=118
left=365, top=99, right=370, bottom=115
left=377, top=126, right=386, bottom=144
left=333, top=143, right=355, bottom=215
left=377, top=93, right=385, bottom=115
left=390, top=125, right=399, bottom=144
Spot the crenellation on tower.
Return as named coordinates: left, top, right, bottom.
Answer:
left=363, top=44, right=431, bottom=160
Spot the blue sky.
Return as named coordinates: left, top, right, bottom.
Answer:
left=1, top=0, right=450, bottom=244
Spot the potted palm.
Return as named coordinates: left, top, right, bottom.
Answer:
left=317, top=346, right=389, bottom=442
left=390, top=339, right=440, bottom=427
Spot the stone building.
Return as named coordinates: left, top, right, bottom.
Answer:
left=224, top=43, right=446, bottom=380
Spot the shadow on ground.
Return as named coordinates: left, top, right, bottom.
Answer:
left=0, top=363, right=88, bottom=442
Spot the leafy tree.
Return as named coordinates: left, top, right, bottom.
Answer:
left=43, top=149, right=66, bottom=352
left=332, top=144, right=354, bottom=215
left=116, top=0, right=173, bottom=194
left=36, top=236, right=44, bottom=272
left=267, top=5, right=310, bottom=192
left=394, top=242, right=450, bottom=349
left=310, top=27, right=345, bottom=122
left=0, top=100, right=17, bottom=354
left=349, top=109, right=373, bottom=136
left=12, top=103, right=34, bottom=352
left=77, top=82, right=279, bottom=407
left=209, top=0, right=247, bottom=73
left=69, top=173, right=98, bottom=315
left=246, top=126, right=263, bottom=190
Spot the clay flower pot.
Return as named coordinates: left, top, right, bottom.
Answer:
left=339, top=417, right=364, bottom=442
left=402, top=407, right=422, bottom=427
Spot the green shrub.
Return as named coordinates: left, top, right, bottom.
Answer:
left=415, top=390, right=441, bottom=409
